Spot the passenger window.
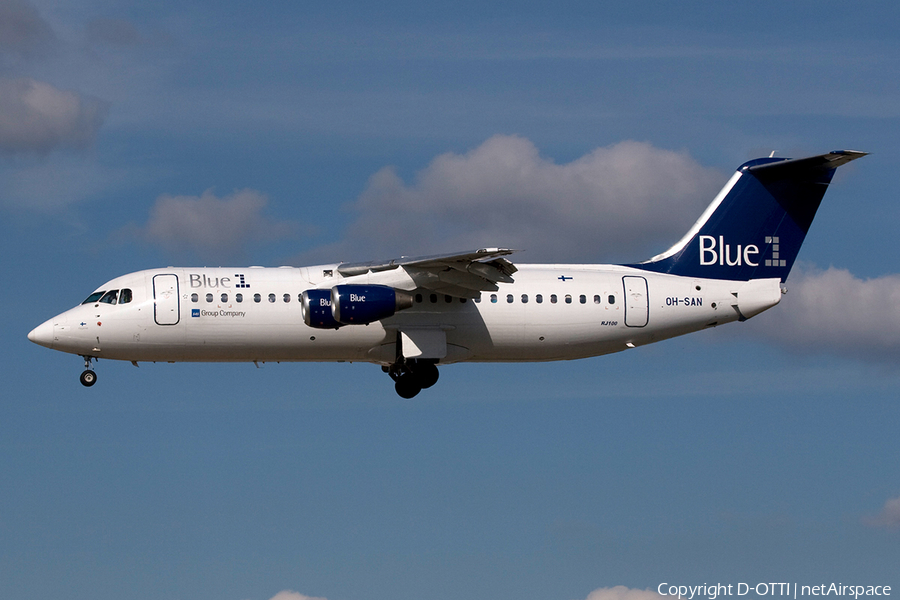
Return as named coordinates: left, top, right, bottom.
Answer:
left=236, top=293, right=243, bottom=303
left=521, top=294, right=528, bottom=303
left=415, top=294, right=423, bottom=303
left=254, top=293, right=261, bottom=303
left=445, top=295, right=452, bottom=303
left=536, top=294, right=543, bottom=304
left=191, top=293, right=199, bottom=303
left=82, top=291, right=105, bottom=304
left=268, top=293, right=276, bottom=303
left=608, top=295, right=616, bottom=304
left=460, top=297, right=467, bottom=303
left=550, top=294, right=557, bottom=304
left=430, top=294, right=437, bottom=303
left=507, top=294, right=514, bottom=303
left=221, top=293, right=228, bottom=303
left=580, top=294, right=586, bottom=304
left=594, top=295, right=601, bottom=304
left=99, top=290, right=119, bottom=305
left=491, top=294, right=498, bottom=303
left=119, top=289, right=132, bottom=304
left=474, top=295, right=481, bottom=303
left=206, top=293, right=213, bottom=303
left=283, top=293, right=290, bottom=303
left=565, top=295, right=572, bottom=304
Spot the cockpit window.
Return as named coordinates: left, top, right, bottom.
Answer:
left=99, top=290, right=119, bottom=305
left=119, top=288, right=133, bottom=304
left=82, top=291, right=106, bottom=304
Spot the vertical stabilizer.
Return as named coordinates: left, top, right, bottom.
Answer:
left=630, top=150, right=866, bottom=282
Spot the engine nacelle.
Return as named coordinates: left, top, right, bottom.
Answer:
left=301, top=289, right=343, bottom=329
left=331, top=285, right=414, bottom=325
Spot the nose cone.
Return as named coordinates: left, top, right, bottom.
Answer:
left=28, top=319, right=55, bottom=349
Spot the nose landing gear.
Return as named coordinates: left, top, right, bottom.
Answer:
left=80, top=356, right=97, bottom=387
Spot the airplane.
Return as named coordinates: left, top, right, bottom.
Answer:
left=28, top=150, right=865, bottom=398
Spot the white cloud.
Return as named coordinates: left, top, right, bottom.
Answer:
left=0, top=153, right=127, bottom=209
left=84, top=18, right=142, bottom=47
left=748, top=267, right=900, bottom=360
left=306, top=135, right=724, bottom=264
left=862, top=495, right=900, bottom=530
left=136, top=188, right=297, bottom=262
left=267, top=592, right=328, bottom=600
left=584, top=587, right=666, bottom=600
left=0, top=0, right=56, bottom=58
left=0, top=77, right=108, bottom=154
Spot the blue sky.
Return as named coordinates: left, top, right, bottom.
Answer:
left=3, top=1, right=900, bottom=599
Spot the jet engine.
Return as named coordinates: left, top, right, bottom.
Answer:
left=301, top=289, right=342, bottom=329
left=301, top=285, right=414, bottom=329
left=331, top=285, right=414, bottom=325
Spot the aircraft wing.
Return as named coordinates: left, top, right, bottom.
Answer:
left=337, top=248, right=518, bottom=298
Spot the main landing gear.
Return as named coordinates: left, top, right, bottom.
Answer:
left=80, top=356, right=97, bottom=387
left=384, top=358, right=439, bottom=399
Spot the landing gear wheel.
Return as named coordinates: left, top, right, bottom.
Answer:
left=80, top=370, right=97, bottom=387
left=414, top=362, right=439, bottom=389
left=394, top=374, right=421, bottom=399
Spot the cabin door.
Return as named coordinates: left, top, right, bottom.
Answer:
left=623, top=276, right=649, bottom=327
left=153, top=274, right=180, bottom=325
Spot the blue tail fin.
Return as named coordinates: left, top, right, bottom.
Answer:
left=630, top=150, right=866, bottom=282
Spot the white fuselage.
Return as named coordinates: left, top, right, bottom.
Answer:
left=31, top=264, right=783, bottom=365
